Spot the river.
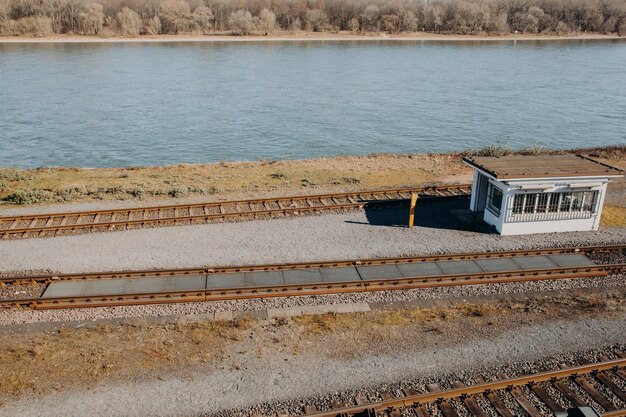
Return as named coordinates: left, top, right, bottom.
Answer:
left=1, top=39, right=624, bottom=168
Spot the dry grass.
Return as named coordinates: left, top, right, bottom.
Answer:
left=0, top=153, right=467, bottom=206
left=601, top=206, right=626, bottom=227
left=0, top=319, right=249, bottom=397
left=293, top=293, right=626, bottom=337
left=1, top=146, right=622, bottom=207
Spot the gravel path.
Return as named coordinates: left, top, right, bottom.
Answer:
left=0, top=202, right=624, bottom=274
left=1, top=314, right=625, bottom=417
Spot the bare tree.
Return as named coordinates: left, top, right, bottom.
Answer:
left=12, top=15, right=52, bottom=35
left=2, top=0, right=626, bottom=37
left=78, top=2, right=103, bottom=34
left=305, top=8, right=328, bottom=31
left=143, top=15, right=161, bottom=34
left=348, top=16, right=359, bottom=32
left=360, top=4, right=380, bottom=31
left=159, top=0, right=191, bottom=33
left=228, top=8, right=252, bottom=34
left=0, top=0, right=10, bottom=33
left=193, top=5, right=213, bottom=33
left=258, top=7, right=274, bottom=34
left=398, top=9, right=418, bottom=32
left=117, top=6, right=141, bottom=34
left=381, top=13, right=399, bottom=33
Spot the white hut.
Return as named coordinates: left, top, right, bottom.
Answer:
left=462, top=154, right=624, bottom=235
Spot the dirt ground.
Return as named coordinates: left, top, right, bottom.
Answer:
left=1, top=291, right=625, bottom=410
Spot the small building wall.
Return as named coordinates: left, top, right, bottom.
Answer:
left=499, top=217, right=599, bottom=235
left=469, top=171, right=489, bottom=213
left=474, top=175, right=609, bottom=235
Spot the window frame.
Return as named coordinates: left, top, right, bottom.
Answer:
left=486, top=182, right=503, bottom=217
left=506, top=190, right=599, bottom=222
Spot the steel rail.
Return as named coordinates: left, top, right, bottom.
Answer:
left=3, top=262, right=624, bottom=310
left=0, top=184, right=471, bottom=238
left=1, top=243, right=624, bottom=285
left=302, top=358, right=626, bottom=417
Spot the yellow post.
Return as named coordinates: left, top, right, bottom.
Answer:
left=408, top=192, right=417, bottom=228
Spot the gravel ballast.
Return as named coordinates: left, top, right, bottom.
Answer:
left=1, top=275, right=624, bottom=326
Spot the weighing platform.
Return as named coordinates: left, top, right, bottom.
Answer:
left=41, top=253, right=596, bottom=299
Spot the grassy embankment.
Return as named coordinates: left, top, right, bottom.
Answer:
left=0, top=145, right=624, bottom=225
left=0, top=291, right=624, bottom=399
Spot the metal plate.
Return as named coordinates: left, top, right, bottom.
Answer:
left=320, top=267, right=360, bottom=283
left=206, top=273, right=245, bottom=289
left=397, top=262, right=444, bottom=277
left=283, top=269, right=323, bottom=285
left=82, top=279, right=130, bottom=297
left=41, top=281, right=87, bottom=299
left=474, top=258, right=522, bottom=272
left=126, top=277, right=169, bottom=294
left=165, top=275, right=206, bottom=292
left=245, top=271, right=284, bottom=287
left=547, top=254, right=594, bottom=268
left=356, top=265, right=403, bottom=281
left=511, top=255, right=559, bottom=270
left=435, top=260, right=483, bottom=275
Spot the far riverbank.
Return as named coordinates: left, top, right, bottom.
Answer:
left=1, top=32, right=623, bottom=43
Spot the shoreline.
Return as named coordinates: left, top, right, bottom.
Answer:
left=1, top=32, right=623, bottom=44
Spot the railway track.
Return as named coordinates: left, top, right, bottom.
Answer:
left=291, top=355, right=626, bottom=417
left=0, top=184, right=471, bottom=239
left=1, top=243, right=623, bottom=285
left=1, top=244, right=624, bottom=310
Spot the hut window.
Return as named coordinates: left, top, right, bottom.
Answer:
left=508, top=190, right=599, bottom=222
left=486, top=183, right=503, bottom=216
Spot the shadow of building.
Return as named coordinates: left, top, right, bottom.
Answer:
left=345, top=197, right=494, bottom=234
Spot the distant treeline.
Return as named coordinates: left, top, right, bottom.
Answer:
left=1, top=0, right=625, bottom=36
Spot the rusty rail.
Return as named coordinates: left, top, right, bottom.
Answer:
left=299, top=357, right=626, bottom=417
left=0, top=184, right=471, bottom=239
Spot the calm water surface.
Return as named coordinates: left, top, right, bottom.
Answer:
left=1, top=39, right=625, bottom=168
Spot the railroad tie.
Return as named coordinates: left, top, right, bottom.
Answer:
left=330, top=401, right=345, bottom=409
left=426, top=384, right=460, bottom=417
left=402, top=387, right=430, bottom=416
left=496, top=373, right=542, bottom=417
left=450, top=381, right=488, bottom=417
left=529, top=383, right=565, bottom=413
left=574, top=376, right=616, bottom=411
left=594, top=372, right=626, bottom=403
left=473, top=377, right=514, bottom=417
left=354, top=394, right=369, bottom=405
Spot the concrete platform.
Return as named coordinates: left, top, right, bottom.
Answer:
left=41, top=253, right=597, bottom=299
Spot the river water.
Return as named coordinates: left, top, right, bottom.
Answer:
left=1, top=39, right=624, bottom=168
